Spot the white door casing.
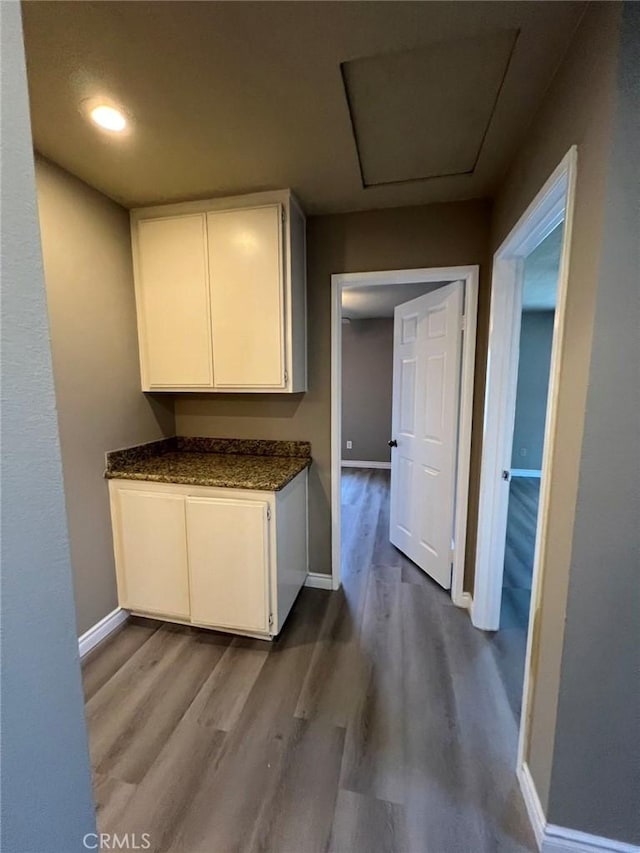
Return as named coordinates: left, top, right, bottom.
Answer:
left=330, top=265, right=478, bottom=603
left=473, top=148, right=576, bottom=634
left=389, top=281, right=464, bottom=588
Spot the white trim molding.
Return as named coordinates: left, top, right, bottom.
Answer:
left=518, top=762, right=547, bottom=849
left=473, top=146, right=578, bottom=633
left=341, top=460, right=391, bottom=470
left=471, top=147, right=579, bottom=782
left=304, top=572, right=334, bottom=590
left=331, top=265, right=479, bottom=606
left=472, top=147, right=579, bottom=796
left=543, top=826, right=640, bottom=853
left=511, top=468, right=543, bottom=478
left=518, top=762, right=639, bottom=853
left=457, top=591, right=473, bottom=610
left=78, top=606, right=129, bottom=659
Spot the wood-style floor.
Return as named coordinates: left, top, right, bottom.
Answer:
left=83, top=468, right=536, bottom=853
left=490, top=477, right=540, bottom=720
left=502, top=478, right=539, bottom=630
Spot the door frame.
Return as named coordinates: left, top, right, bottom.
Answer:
left=471, top=146, right=578, bottom=768
left=330, top=265, right=479, bottom=606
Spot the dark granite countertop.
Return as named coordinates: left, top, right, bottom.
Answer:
left=105, top=437, right=311, bottom=492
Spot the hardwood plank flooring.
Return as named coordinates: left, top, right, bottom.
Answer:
left=502, top=477, right=540, bottom=624
left=82, top=616, right=159, bottom=702
left=329, top=789, right=409, bottom=853
left=491, top=476, right=540, bottom=719
left=340, top=576, right=404, bottom=805
left=83, top=468, right=535, bottom=852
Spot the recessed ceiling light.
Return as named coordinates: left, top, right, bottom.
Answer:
left=89, top=104, right=127, bottom=132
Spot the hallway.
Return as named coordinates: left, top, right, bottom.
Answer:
left=83, top=468, right=535, bottom=852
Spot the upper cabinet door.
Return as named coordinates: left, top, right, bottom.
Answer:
left=207, top=205, right=285, bottom=389
left=136, top=214, right=213, bottom=389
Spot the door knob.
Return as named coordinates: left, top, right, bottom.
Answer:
left=388, top=439, right=397, bottom=448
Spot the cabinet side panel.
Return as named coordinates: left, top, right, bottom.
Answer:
left=275, top=470, right=309, bottom=631
left=136, top=215, right=212, bottom=388
left=186, top=497, right=270, bottom=632
left=207, top=206, right=285, bottom=388
left=115, top=489, right=190, bottom=617
left=289, top=202, right=308, bottom=392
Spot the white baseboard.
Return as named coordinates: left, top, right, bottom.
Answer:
left=543, top=826, right=640, bottom=853
left=519, top=762, right=546, bottom=849
left=304, top=572, right=334, bottom=590
left=341, top=460, right=391, bottom=470
left=78, top=606, right=129, bottom=659
left=518, top=762, right=638, bottom=853
left=452, top=590, right=472, bottom=610
left=511, top=468, right=543, bottom=478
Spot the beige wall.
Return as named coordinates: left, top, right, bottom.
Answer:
left=175, top=198, right=491, bottom=578
left=35, top=156, right=175, bottom=636
left=547, top=3, right=639, bottom=843
left=342, top=319, right=393, bottom=464
left=489, top=1, right=622, bottom=817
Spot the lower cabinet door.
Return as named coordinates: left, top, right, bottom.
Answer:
left=186, top=496, right=270, bottom=633
left=116, top=490, right=190, bottom=618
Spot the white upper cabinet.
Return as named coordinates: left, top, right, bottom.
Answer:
left=207, top=205, right=284, bottom=389
left=136, top=215, right=213, bottom=388
left=131, top=190, right=307, bottom=393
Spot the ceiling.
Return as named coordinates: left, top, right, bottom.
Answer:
left=343, top=30, right=518, bottom=187
left=22, top=2, right=585, bottom=214
left=523, top=223, right=564, bottom=311
left=342, top=282, right=446, bottom=320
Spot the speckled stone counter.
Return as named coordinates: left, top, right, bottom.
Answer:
left=105, top=437, right=311, bottom=492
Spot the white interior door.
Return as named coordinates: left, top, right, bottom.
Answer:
left=389, top=281, right=464, bottom=588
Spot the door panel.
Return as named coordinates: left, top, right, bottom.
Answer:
left=424, top=353, right=446, bottom=441
left=419, top=465, right=439, bottom=555
left=389, top=281, right=464, bottom=588
left=186, top=497, right=270, bottom=633
left=116, top=490, right=190, bottom=617
left=137, top=215, right=212, bottom=388
left=399, top=357, right=417, bottom=435
left=401, top=314, right=418, bottom=343
left=207, top=205, right=285, bottom=388
left=427, top=304, right=448, bottom=338
left=396, top=456, right=414, bottom=535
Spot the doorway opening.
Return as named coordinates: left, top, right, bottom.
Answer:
left=472, top=148, right=578, bottom=782
left=330, top=266, right=479, bottom=605
left=495, top=223, right=563, bottom=717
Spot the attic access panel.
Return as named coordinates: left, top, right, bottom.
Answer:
left=342, top=30, right=518, bottom=187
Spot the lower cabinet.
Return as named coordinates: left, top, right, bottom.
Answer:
left=108, top=470, right=308, bottom=639
left=186, top=496, right=270, bottom=633
left=116, top=490, right=190, bottom=619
